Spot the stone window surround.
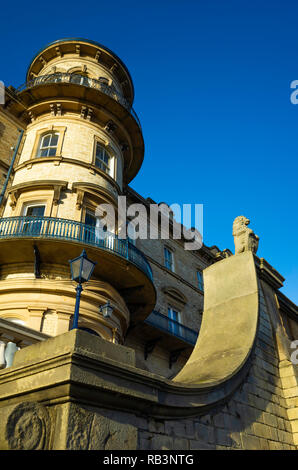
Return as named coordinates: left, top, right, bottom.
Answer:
left=8, top=180, right=68, bottom=217
left=72, top=182, right=118, bottom=216
left=30, top=126, right=67, bottom=160
left=161, top=286, right=187, bottom=326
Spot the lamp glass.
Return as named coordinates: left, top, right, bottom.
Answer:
left=81, top=257, right=96, bottom=282
left=69, top=250, right=96, bottom=283
left=101, top=300, right=113, bottom=318
left=70, top=256, right=83, bottom=282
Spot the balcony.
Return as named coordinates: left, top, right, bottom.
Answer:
left=0, top=216, right=152, bottom=280
left=15, top=73, right=142, bottom=129
left=145, top=310, right=198, bottom=345
left=0, top=216, right=156, bottom=322
left=126, top=310, right=199, bottom=369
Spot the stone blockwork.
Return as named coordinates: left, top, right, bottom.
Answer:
left=0, top=110, right=23, bottom=168
left=0, top=272, right=296, bottom=450
left=0, top=110, right=24, bottom=190
left=134, top=286, right=296, bottom=450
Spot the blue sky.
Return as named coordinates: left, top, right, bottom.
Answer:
left=1, top=0, right=297, bottom=303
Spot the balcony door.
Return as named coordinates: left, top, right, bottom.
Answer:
left=22, top=205, right=45, bottom=235
left=84, top=210, right=111, bottom=246
left=167, top=306, right=181, bottom=337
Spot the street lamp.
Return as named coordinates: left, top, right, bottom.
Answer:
left=99, top=300, right=114, bottom=318
left=69, top=249, right=96, bottom=330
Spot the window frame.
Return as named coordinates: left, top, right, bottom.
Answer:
left=31, top=127, right=66, bottom=160
left=167, top=305, right=182, bottom=336
left=164, top=246, right=174, bottom=272
left=37, top=132, right=60, bottom=157
left=196, top=270, right=204, bottom=291
left=92, top=138, right=115, bottom=178
left=94, top=142, right=110, bottom=173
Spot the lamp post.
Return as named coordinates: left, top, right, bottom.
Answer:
left=69, top=249, right=96, bottom=330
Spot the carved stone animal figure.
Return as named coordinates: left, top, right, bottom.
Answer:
left=233, top=216, right=259, bottom=255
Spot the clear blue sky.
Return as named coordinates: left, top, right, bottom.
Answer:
left=1, top=0, right=297, bottom=303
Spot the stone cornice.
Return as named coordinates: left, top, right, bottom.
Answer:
left=276, top=291, right=298, bottom=321
left=254, top=256, right=285, bottom=290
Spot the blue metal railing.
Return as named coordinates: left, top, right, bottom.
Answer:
left=0, top=216, right=152, bottom=281
left=144, top=310, right=198, bottom=345
left=16, top=73, right=142, bottom=129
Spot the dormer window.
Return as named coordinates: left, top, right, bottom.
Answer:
left=37, top=132, right=59, bottom=157
left=94, top=142, right=111, bottom=174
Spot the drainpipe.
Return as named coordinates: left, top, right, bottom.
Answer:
left=0, top=129, right=24, bottom=207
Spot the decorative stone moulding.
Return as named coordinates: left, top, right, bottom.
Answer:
left=8, top=181, right=68, bottom=210
left=4, top=402, right=52, bottom=450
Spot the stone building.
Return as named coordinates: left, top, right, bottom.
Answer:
left=0, top=38, right=297, bottom=450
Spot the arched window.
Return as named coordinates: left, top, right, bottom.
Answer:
left=94, top=142, right=111, bottom=174
left=37, top=132, right=59, bottom=157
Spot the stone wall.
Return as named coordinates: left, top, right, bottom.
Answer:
left=136, top=285, right=296, bottom=450
left=125, top=189, right=209, bottom=378
left=38, top=282, right=297, bottom=450
left=0, top=110, right=24, bottom=190
left=0, top=262, right=297, bottom=450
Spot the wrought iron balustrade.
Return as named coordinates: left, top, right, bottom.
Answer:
left=16, top=73, right=142, bottom=129
left=144, top=310, right=198, bottom=345
left=0, top=216, right=153, bottom=281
